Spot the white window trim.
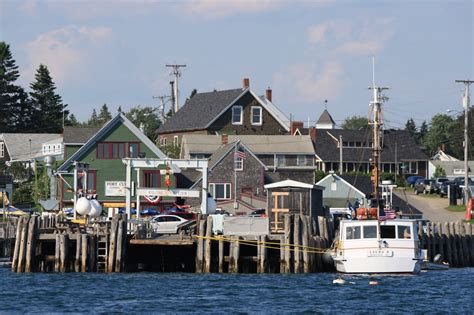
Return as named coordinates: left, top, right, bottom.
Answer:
left=234, top=156, right=243, bottom=171
left=276, top=154, right=286, bottom=167
left=173, top=136, right=179, bottom=147
left=251, top=106, right=262, bottom=125
left=209, top=183, right=232, bottom=200
left=0, top=142, right=4, bottom=158
left=232, top=106, right=243, bottom=125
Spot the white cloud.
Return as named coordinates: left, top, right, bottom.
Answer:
left=24, top=25, right=113, bottom=85
left=179, top=0, right=280, bottom=18
left=273, top=61, right=344, bottom=104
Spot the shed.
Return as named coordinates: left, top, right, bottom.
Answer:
left=264, top=179, right=324, bottom=233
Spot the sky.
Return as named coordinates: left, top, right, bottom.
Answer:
left=1, top=0, right=473, bottom=129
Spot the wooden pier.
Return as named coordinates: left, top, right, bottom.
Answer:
left=1, top=214, right=474, bottom=273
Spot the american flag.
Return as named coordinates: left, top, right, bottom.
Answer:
left=379, top=208, right=396, bottom=221
left=234, top=148, right=247, bottom=159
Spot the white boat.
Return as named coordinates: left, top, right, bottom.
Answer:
left=332, top=219, right=423, bottom=273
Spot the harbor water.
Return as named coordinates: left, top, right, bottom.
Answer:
left=0, top=267, right=473, bottom=313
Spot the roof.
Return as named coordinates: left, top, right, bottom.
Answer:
left=314, top=129, right=428, bottom=162
left=157, top=88, right=290, bottom=134
left=316, top=109, right=335, bottom=126
left=431, top=150, right=459, bottom=161
left=264, top=179, right=323, bottom=190
left=430, top=160, right=474, bottom=175
left=0, top=133, right=62, bottom=162
left=181, top=135, right=315, bottom=156
left=63, top=126, right=101, bottom=144
left=58, top=113, right=167, bottom=172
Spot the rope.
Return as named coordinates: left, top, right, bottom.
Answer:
left=194, top=235, right=329, bottom=254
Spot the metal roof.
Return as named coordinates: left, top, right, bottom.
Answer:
left=0, top=133, right=62, bottom=161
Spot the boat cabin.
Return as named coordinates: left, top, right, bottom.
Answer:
left=341, top=220, right=418, bottom=241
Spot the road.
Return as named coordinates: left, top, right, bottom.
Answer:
left=393, top=189, right=466, bottom=222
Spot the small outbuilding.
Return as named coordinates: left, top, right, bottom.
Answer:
left=264, top=179, right=324, bottom=233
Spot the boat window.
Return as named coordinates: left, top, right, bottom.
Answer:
left=380, top=225, right=396, bottom=239
left=346, top=226, right=361, bottom=240
left=363, top=226, right=377, bottom=239
left=398, top=225, right=412, bottom=239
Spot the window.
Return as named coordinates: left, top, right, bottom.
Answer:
left=128, top=143, right=140, bottom=158
left=346, top=226, right=361, bottom=240
left=363, top=226, right=377, bottom=239
left=173, top=136, right=179, bottom=147
left=77, top=170, right=96, bottom=192
left=380, top=225, right=396, bottom=239
left=97, top=142, right=135, bottom=159
left=398, top=225, right=412, bottom=239
left=276, top=155, right=286, bottom=167
left=251, top=106, right=262, bottom=125
left=232, top=106, right=243, bottom=125
left=297, top=155, right=307, bottom=166
left=209, top=183, right=231, bottom=200
left=0, top=142, right=4, bottom=158
left=234, top=156, right=243, bottom=171
left=160, top=137, right=167, bottom=147
left=143, top=170, right=160, bottom=188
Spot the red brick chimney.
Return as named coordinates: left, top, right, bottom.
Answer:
left=309, top=127, right=317, bottom=143
left=243, top=78, right=250, bottom=89
left=265, top=87, right=272, bottom=102
left=221, top=134, right=228, bottom=145
left=290, top=121, right=304, bottom=135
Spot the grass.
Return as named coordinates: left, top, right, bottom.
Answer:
left=446, top=205, right=468, bottom=212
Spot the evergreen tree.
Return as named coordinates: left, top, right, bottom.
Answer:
left=29, top=64, right=68, bottom=133
left=98, top=103, right=112, bottom=125
left=405, top=118, right=417, bottom=138
left=417, top=120, right=428, bottom=144
left=0, top=42, right=28, bottom=132
left=117, top=105, right=123, bottom=114
left=66, top=114, right=80, bottom=127
left=88, top=109, right=99, bottom=127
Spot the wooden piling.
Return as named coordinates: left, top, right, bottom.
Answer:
left=461, top=223, right=470, bottom=267
left=233, top=236, right=240, bottom=273
left=59, top=234, right=69, bottom=272
left=75, top=233, right=82, bottom=272
left=449, top=222, right=458, bottom=267
left=204, top=216, right=213, bottom=273
left=228, top=237, right=235, bottom=273
left=279, top=235, right=285, bottom=273
left=195, top=218, right=206, bottom=273
left=259, top=235, right=267, bottom=273
left=25, top=216, right=37, bottom=272
left=88, top=234, right=97, bottom=272
left=283, top=214, right=292, bottom=273
left=301, top=215, right=310, bottom=273
left=107, top=216, right=118, bottom=272
left=436, top=223, right=444, bottom=262
left=293, top=214, right=301, bottom=273
left=314, top=236, right=323, bottom=272
left=115, top=217, right=124, bottom=272
left=11, top=216, right=24, bottom=272
left=444, top=223, right=452, bottom=265
left=81, top=233, right=88, bottom=272
left=54, top=233, right=60, bottom=272
left=468, top=223, right=474, bottom=267
left=17, top=216, right=29, bottom=273
left=218, top=237, right=224, bottom=273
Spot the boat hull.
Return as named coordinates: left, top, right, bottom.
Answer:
left=334, top=255, right=422, bottom=274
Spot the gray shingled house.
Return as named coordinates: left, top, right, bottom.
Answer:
left=156, top=78, right=291, bottom=148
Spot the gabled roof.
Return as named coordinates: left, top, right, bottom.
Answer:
left=58, top=113, right=167, bottom=172
left=0, top=133, right=62, bottom=162
left=314, top=129, right=428, bottom=162
left=181, top=135, right=315, bottom=156
left=316, top=109, right=335, bottom=126
left=264, top=179, right=323, bottom=190
left=431, top=150, right=459, bottom=161
left=157, top=88, right=290, bottom=134
left=63, top=126, right=101, bottom=144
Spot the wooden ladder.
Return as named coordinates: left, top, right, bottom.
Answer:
left=96, top=225, right=109, bottom=272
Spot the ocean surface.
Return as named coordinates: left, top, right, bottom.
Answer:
left=0, top=267, right=473, bottom=313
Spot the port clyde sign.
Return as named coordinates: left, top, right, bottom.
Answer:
left=105, top=181, right=126, bottom=196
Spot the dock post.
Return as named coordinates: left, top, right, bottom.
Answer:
left=283, top=214, right=292, bottom=273
left=195, top=218, right=206, bottom=273
left=260, top=235, right=267, bottom=273
left=233, top=236, right=240, bottom=273
left=425, top=223, right=432, bottom=261
left=107, top=215, right=118, bottom=272
left=88, top=234, right=97, bottom=272
left=293, top=214, right=301, bottom=273
left=75, top=233, right=82, bottom=272
left=279, top=235, right=285, bottom=274
left=436, top=223, right=444, bottom=263
left=204, top=215, right=213, bottom=273
left=461, top=223, right=470, bottom=267
left=115, top=216, right=124, bottom=272
left=81, top=234, right=88, bottom=272
left=25, top=216, right=37, bottom=272
left=302, top=215, right=310, bottom=273
left=11, top=216, right=24, bottom=272
left=468, top=223, right=474, bottom=267
left=228, top=237, right=235, bottom=273
left=54, top=233, right=60, bottom=272
left=59, top=233, right=69, bottom=272
left=17, top=215, right=29, bottom=273
left=444, top=223, right=452, bottom=265
left=449, top=222, right=458, bottom=267
left=218, top=237, right=224, bottom=273
left=457, top=222, right=466, bottom=267
left=257, top=236, right=262, bottom=273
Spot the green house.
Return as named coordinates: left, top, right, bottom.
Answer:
left=57, top=113, right=177, bottom=212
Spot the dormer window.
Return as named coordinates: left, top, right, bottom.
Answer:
left=251, top=106, right=262, bottom=125
left=232, top=106, right=243, bottom=125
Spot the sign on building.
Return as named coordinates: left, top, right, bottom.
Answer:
left=105, top=181, right=126, bottom=196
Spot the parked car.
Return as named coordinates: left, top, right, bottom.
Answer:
left=249, top=209, right=266, bottom=217
left=439, top=177, right=473, bottom=198
left=432, top=178, right=449, bottom=194
left=150, top=214, right=188, bottom=234
left=406, top=175, right=424, bottom=187
left=414, top=179, right=433, bottom=195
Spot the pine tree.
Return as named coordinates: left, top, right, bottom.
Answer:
left=98, top=103, right=112, bottom=125
left=117, top=106, right=123, bottom=114
left=88, top=109, right=99, bottom=127
left=417, top=120, right=428, bottom=144
left=66, top=114, right=80, bottom=127
left=405, top=118, right=417, bottom=138
left=29, top=64, right=68, bottom=133
left=0, top=42, right=28, bottom=132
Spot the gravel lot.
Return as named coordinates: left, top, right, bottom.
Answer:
left=394, top=188, right=466, bottom=222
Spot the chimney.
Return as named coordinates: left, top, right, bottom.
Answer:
left=309, top=127, right=317, bottom=143
left=265, top=87, right=272, bottom=102
left=221, top=134, right=228, bottom=145
left=243, top=78, right=250, bottom=89
left=290, top=121, right=304, bottom=135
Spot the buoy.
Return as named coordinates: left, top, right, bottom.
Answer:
left=333, top=278, right=346, bottom=284
left=89, top=199, right=102, bottom=217
left=76, top=197, right=91, bottom=216
left=369, top=281, right=379, bottom=285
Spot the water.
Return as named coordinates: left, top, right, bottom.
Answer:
left=1, top=268, right=473, bottom=313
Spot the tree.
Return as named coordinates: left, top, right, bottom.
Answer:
left=417, top=120, right=428, bottom=144
left=341, top=115, right=368, bottom=130
left=87, top=109, right=99, bottom=127
left=433, top=165, right=446, bottom=178
left=98, top=103, right=112, bottom=125
left=0, top=42, right=29, bottom=132
left=29, top=64, right=68, bottom=133
left=422, top=114, right=460, bottom=157
left=405, top=118, right=417, bottom=138
left=125, top=106, right=161, bottom=140
left=161, top=143, right=180, bottom=158
left=117, top=106, right=123, bottom=114
left=66, top=114, right=80, bottom=127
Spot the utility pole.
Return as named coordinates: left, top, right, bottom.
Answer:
left=166, top=64, right=186, bottom=113
left=455, top=79, right=473, bottom=220
left=152, top=95, right=171, bottom=122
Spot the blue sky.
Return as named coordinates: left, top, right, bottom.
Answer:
left=1, top=0, right=472, bottom=128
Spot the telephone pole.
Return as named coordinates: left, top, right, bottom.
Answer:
left=455, top=79, right=473, bottom=220
left=166, top=64, right=186, bottom=113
